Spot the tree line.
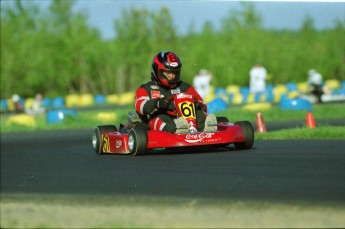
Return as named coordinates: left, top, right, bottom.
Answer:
left=1, top=0, right=344, bottom=99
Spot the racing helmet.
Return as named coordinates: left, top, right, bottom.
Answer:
left=152, top=51, right=182, bottom=88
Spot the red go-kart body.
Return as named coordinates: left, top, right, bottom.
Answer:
left=92, top=93, right=254, bottom=156
left=92, top=119, right=254, bottom=156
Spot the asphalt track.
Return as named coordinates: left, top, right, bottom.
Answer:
left=1, top=129, right=345, bottom=205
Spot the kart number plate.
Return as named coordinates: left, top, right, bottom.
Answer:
left=177, top=101, right=196, bottom=119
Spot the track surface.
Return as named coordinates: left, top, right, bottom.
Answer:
left=1, top=129, right=345, bottom=204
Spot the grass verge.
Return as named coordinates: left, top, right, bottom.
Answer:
left=255, top=126, right=345, bottom=139
left=1, top=194, right=345, bottom=228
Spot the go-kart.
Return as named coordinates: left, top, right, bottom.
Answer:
left=92, top=93, right=254, bottom=156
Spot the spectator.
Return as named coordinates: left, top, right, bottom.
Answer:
left=26, top=93, right=46, bottom=115
left=193, top=69, right=213, bottom=100
left=11, top=94, right=24, bottom=113
left=249, top=64, right=267, bottom=94
left=307, top=69, right=324, bottom=103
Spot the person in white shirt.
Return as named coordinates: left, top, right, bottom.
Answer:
left=193, top=69, right=212, bottom=100
left=307, top=69, right=324, bottom=103
left=308, top=69, right=323, bottom=87
left=249, top=64, right=267, bottom=94
left=26, top=93, right=46, bottom=115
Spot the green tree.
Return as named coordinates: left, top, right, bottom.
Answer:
left=113, top=7, right=151, bottom=93
left=46, top=0, right=103, bottom=95
left=220, top=2, right=264, bottom=86
left=1, top=0, right=42, bottom=98
left=1, top=1, right=343, bottom=100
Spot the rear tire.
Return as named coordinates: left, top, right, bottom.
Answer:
left=99, top=125, right=118, bottom=132
left=234, top=121, right=254, bottom=150
left=128, top=127, right=148, bottom=156
left=217, top=117, right=229, bottom=123
left=92, top=125, right=117, bottom=155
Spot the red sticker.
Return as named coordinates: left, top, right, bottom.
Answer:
left=151, top=91, right=161, bottom=99
left=167, top=52, right=178, bottom=63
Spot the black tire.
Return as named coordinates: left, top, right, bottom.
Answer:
left=99, top=125, right=117, bottom=132
left=234, top=121, right=254, bottom=150
left=128, top=127, right=148, bottom=156
left=217, top=117, right=229, bottom=123
left=92, top=125, right=117, bottom=155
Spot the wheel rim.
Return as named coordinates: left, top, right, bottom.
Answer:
left=128, top=134, right=134, bottom=151
left=92, top=133, right=97, bottom=150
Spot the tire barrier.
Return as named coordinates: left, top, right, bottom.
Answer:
left=242, top=102, right=272, bottom=111
left=1, top=80, right=344, bottom=113
left=6, top=114, right=37, bottom=127
left=46, top=109, right=77, bottom=124
left=94, top=95, right=106, bottom=104
left=206, top=97, right=228, bottom=114
left=51, top=97, right=65, bottom=108
left=94, top=112, right=117, bottom=122
left=279, top=97, right=312, bottom=111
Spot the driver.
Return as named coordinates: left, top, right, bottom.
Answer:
left=134, top=51, right=217, bottom=133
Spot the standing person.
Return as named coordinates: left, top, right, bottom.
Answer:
left=193, top=69, right=212, bottom=100
left=134, top=51, right=217, bottom=134
left=11, top=94, right=24, bottom=113
left=249, top=64, right=267, bottom=94
left=307, top=69, right=324, bottom=103
left=26, top=93, right=45, bottom=115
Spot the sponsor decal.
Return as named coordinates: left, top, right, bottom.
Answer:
left=177, top=93, right=193, bottom=99
left=185, top=133, right=216, bottom=143
left=171, top=88, right=181, bottom=94
left=151, top=90, right=161, bottom=99
left=116, top=140, right=122, bottom=148
left=188, top=121, right=197, bottom=133
left=169, top=62, right=178, bottom=67
left=150, top=85, right=159, bottom=90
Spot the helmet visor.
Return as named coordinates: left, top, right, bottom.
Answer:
left=158, top=69, right=181, bottom=85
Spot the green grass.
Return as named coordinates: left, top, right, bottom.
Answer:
left=217, top=103, right=345, bottom=123
left=255, top=126, right=345, bottom=139
left=1, top=103, right=344, bottom=139
left=0, top=106, right=131, bottom=133
left=1, top=194, right=345, bottom=228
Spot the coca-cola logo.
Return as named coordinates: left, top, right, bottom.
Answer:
left=185, top=133, right=214, bottom=143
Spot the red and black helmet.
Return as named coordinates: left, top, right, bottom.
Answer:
left=152, top=51, right=182, bottom=88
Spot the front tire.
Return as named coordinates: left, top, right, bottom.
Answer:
left=234, top=121, right=254, bottom=150
left=92, top=125, right=117, bottom=155
left=128, top=127, right=148, bottom=156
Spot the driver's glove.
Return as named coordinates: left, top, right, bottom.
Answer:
left=195, top=100, right=205, bottom=110
left=153, top=97, right=172, bottom=110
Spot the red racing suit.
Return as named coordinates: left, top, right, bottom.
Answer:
left=134, top=80, right=207, bottom=132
